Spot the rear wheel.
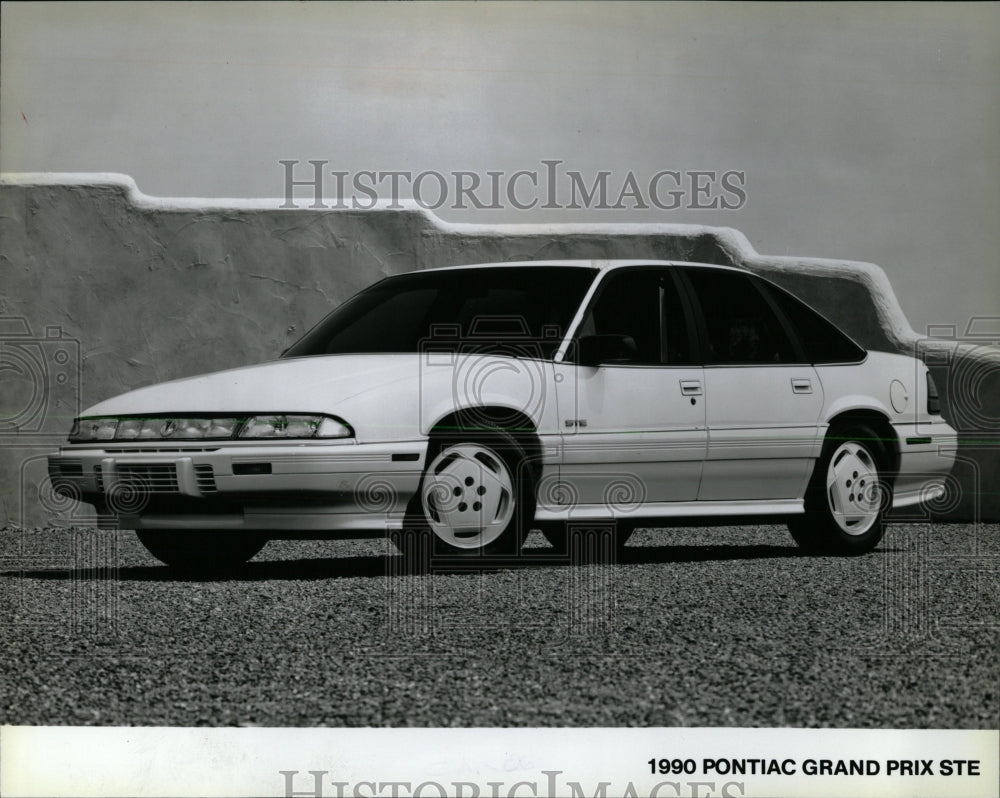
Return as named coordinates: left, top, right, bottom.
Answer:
left=136, top=530, right=267, bottom=572
left=392, top=429, right=535, bottom=564
left=788, top=422, right=891, bottom=555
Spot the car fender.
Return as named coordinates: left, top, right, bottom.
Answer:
left=815, top=350, right=926, bottom=427
left=416, top=354, right=559, bottom=438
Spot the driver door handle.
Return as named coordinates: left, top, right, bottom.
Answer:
left=679, top=380, right=703, bottom=396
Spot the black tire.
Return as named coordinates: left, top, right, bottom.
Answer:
left=392, top=428, right=536, bottom=563
left=136, top=530, right=267, bottom=572
left=788, top=422, right=891, bottom=555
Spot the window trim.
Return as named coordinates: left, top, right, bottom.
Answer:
left=749, top=274, right=811, bottom=364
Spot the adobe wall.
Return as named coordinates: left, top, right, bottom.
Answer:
left=1, top=175, right=995, bottom=525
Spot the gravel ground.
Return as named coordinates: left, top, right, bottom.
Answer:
left=1, top=523, right=997, bottom=727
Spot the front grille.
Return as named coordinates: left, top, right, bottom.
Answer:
left=117, top=463, right=179, bottom=493
left=194, top=464, right=217, bottom=493
left=95, top=467, right=104, bottom=492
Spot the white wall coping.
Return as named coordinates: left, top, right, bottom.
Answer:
left=1, top=171, right=920, bottom=346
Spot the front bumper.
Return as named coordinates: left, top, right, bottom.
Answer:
left=47, top=439, right=426, bottom=533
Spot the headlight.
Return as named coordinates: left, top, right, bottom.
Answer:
left=70, top=418, right=119, bottom=441
left=69, top=414, right=352, bottom=442
left=239, top=414, right=352, bottom=439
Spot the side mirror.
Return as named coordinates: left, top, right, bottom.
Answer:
left=576, top=334, right=637, bottom=367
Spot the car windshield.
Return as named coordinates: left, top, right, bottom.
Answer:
left=282, top=266, right=598, bottom=359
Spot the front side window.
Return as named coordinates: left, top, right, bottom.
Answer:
left=573, top=268, right=694, bottom=365
left=682, top=268, right=799, bottom=365
left=283, top=266, right=598, bottom=359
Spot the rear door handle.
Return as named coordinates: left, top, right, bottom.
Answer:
left=791, top=378, right=813, bottom=394
left=679, top=380, right=703, bottom=396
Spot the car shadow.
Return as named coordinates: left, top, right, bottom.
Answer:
left=0, top=542, right=886, bottom=583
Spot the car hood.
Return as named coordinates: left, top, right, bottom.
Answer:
left=82, top=355, right=420, bottom=417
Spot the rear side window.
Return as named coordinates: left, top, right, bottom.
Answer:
left=682, top=268, right=799, bottom=364
left=760, top=282, right=866, bottom=364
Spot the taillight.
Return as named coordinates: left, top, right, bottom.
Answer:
left=926, top=371, right=941, bottom=415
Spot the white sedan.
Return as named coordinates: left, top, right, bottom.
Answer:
left=47, top=261, right=957, bottom=570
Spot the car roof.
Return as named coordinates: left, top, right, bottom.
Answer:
left=422, top=259, right=745, bottom=274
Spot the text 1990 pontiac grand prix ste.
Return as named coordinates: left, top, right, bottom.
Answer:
left=47, top=261, right=956, bottom=570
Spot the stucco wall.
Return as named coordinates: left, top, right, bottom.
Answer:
left=1, top=175, right=996, bottom=525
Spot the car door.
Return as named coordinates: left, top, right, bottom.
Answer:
left=678, top=267, right=824, bottom=502
left=553, top=267, right=707, bottom=513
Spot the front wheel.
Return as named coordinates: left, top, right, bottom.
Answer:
left=788, top=423, right=891, bottom=555
left=136, top=530, right=267, bottom=572
left=393, top=429, right=535, bottom=562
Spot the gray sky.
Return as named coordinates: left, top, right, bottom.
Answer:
left=2, top=1, right=997, bottom=333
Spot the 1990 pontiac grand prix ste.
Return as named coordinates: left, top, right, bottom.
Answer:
left=47, top=261, right=956, bottom=570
